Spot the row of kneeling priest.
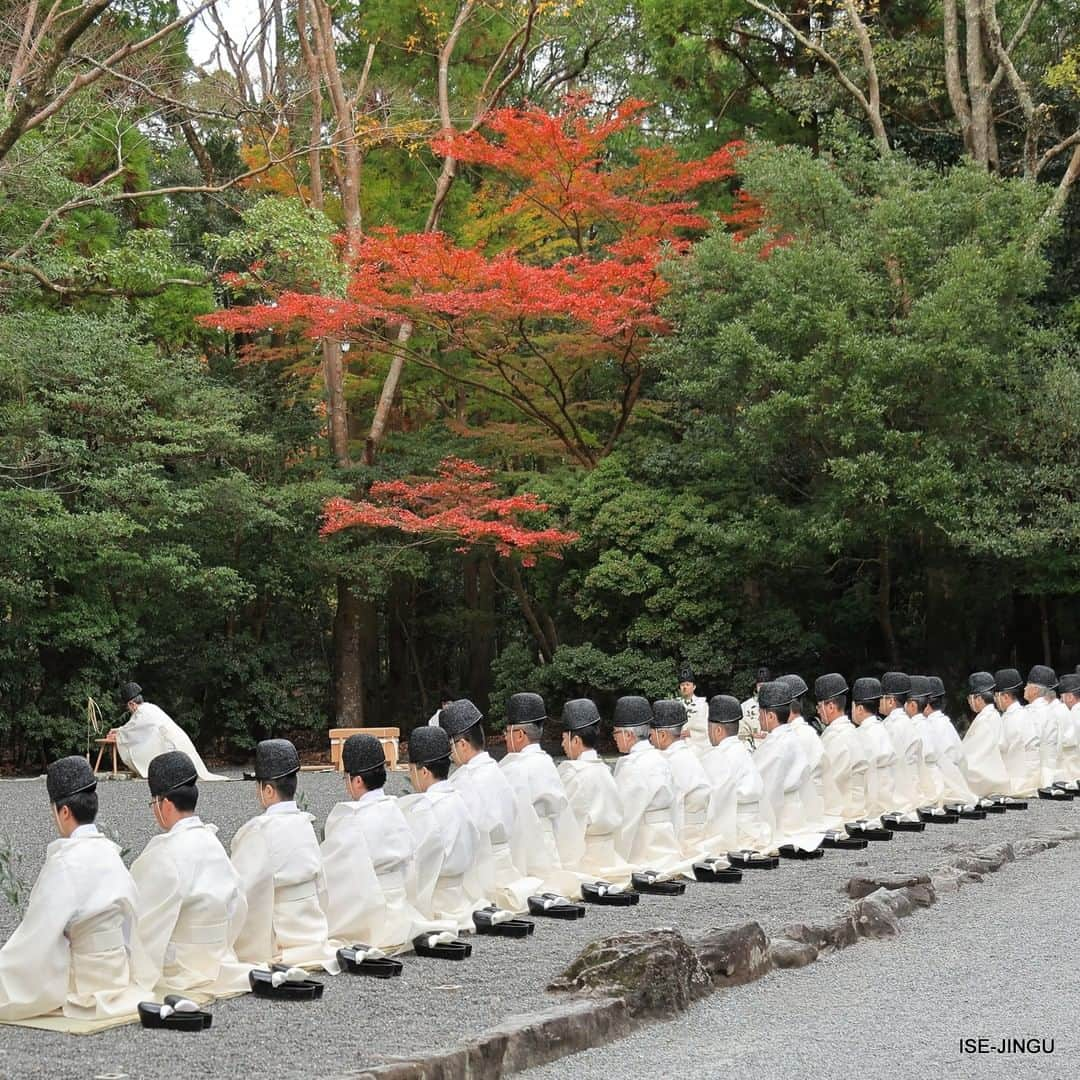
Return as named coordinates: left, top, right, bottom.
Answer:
left=3, top=667, right=1079, bottom=1023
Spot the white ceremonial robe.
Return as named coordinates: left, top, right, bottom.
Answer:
left=820, top=716, right=869, bottom=824
left=999, top=700, right=1041, bottom=796
left=500, top=743, right=584, bottom=891
left=739, top=696, right=761, bottom=745
left=113, top=702, right=224, bottom=781
left=131, top=816, right=250, bottom=995
left=451, top=751, right=543, bottom=910
left=909, top=714, right=945, bottom=807
left=1064, top=703, right=1080, bottom=780
left=960, top=705, right=1010, bottom=796
left=662, top=738, right=715, bottom=860
left=400, top=782, right=493, bottom=931
left=682, top=695, right=710, bottom=752
left=612, top=740, right=683, bottom=872
left=754, top=724, right=819, bottom=848
left=788, top=717, right=827, bottom=830
left=699, top=737, right=773, bottom=852
left=1050, top=699, right=1074, bottom=782
left=322, top=790, right=449, bottom=949
left=857, top=715, right=898, bottom=816
left=926, top=710, right=977, bottom=803
left=557, top=751, right=635, bottom=886
left=0, top=826, right=146, bottom=1020
left=230, top=802, right=336, bottom=971
left=1034, top=698, right=1064, bottom=786
left=882, top=708, right=923, bottom=814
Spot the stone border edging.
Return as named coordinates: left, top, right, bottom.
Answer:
left=339, top=827, right=1080, bottom=1080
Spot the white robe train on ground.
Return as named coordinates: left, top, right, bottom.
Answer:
left=114, top=703, right=224, bottom=781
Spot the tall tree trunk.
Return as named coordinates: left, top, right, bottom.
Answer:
left=877, top=540, right=900, bottom=666
left=1039, top=594, right=1052, bottom=665
left=387, top=574, right=411, bottom=723
left=465, top=557, right=497, bottom=711
left=334, top=578, right=365, bottom=726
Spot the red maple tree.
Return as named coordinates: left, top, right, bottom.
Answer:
left=321, top=457, right=577, bottom=566
left=205, top=98, right=748, bottom=467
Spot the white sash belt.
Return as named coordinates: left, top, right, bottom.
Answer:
left=376, top=869, right=407, bottom=892
left=275, top=879, right=318, bottom=904
left=683, top=810, right=707, bottom=826
left=643, top=809, right=670, bottom=825
left=69, top=926, right=125, bottom=955
left=172, top=922, right=228, bottom=946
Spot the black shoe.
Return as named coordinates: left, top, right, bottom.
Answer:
left=472, top=906, right=535, bottom=938
left=881, top=814, right=926, bottom=832
left=581, top=881, right=640, bottom=906
left=692, top=859, right=744, bottom=882
left=778, top=844, right=825, bottom=860
left=248, top=966, right=324, bottom=1000
left=727, top=849, right=781, bottom=868
left=138, top=998, right=211, bottom=1031
left=336, top=946, right=404, bottom=978
left=631, top=871, right=687, bottom=895
left=412, top=932, right=473, bottom=959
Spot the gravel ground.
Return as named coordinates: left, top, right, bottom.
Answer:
left=522, top=818, right=1080, bottom=1080
left=0, top=770, right=1076, bottom=1079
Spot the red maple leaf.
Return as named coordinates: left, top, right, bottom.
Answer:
left=321, top=457, right=578, bottom=566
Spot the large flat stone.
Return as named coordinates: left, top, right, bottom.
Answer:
left=693, top=921, right=772, bottom=987
left=549, top=928, right=712, bottom=1018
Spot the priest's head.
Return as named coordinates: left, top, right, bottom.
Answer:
left=967, top=671, right=996, bottom=714
left=1058, top=674, right=1080, bottom=709
left=561, top=699, right=601, bottom=760
left=505, top=693, right=547, bottom=755
left=850, top=677, right=882, bottom=725
left=343, top=734, right=387, bottom=798
left=757, top=680, right=795, bottom=732
left=880, top=672, right=910, bottom=715
left=993, top=669, right=1023, bottom=711
left=926, top=676, right=946, bottom=714
left=778, top=675, right=807, bottom=718
left=438, top=699, right=485, bottom=765
left=677, top=664, right=696, bottom=701
left=47, top=756, right=98, bottom=837
left=147, top=751, right=198, bottom=831
left=1024, top=665, right=1058, bottom=704
left=409, top=725, right=452, bottom=792
left=119, top=681, right=144, bottom=714
left=707, top=695, right=741, bottom=745
left=814, top=674, right=848, bottom=725
left=649, top=700, right=686, bottom=750
left=254, top=738, right=300, bottom=809
left=612, top=696, right=652, bottom=754
left=906, top=676, right=932, bottom=717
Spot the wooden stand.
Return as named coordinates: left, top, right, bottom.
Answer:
left=329, top=727, right=400, bottom=770
left=92, top=739, right=123, bottom=777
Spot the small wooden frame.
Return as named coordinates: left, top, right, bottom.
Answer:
left=329, top=727, right=400, bottom=771
left=92, top=738, right=123, bottom=778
